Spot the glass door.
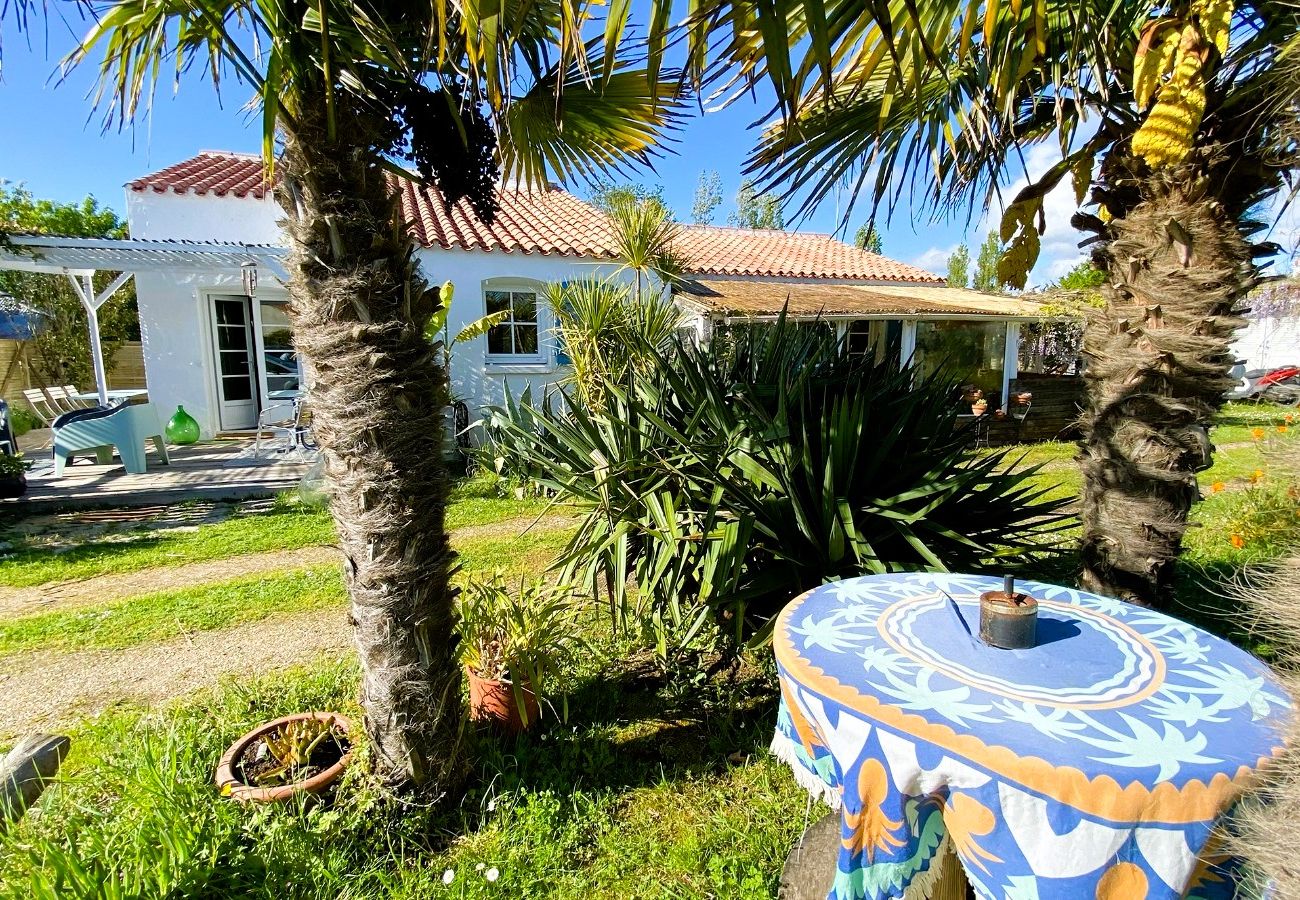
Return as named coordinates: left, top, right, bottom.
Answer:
left=253, top=300, right=301, bottom=401
left=209, top=295, right=259, bottom=431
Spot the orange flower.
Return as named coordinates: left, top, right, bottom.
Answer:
left=1252, top=428, right=1266, bottom=440
left=1231, top=533, right=1246, bottom=549
left=1211, top=481, right=1226, bottom=493
left=1287, top=414, right=1296, bottom=423
left=1252, top=469, right=1265, bottom=483
left=1279, top=425, right=1290, bottom=434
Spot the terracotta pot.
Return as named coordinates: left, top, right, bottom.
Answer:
left=971, top=403, right=988, bottom=416
left=467, top=666, right=539, bottom=733
left=215, top=712, right=353, bottom=803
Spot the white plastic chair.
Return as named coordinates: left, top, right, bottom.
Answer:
left=21, top=389, right=57, bottom=426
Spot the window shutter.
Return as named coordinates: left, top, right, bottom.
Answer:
left=554, top=281, right=572, bottom=366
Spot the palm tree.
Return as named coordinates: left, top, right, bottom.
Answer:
left=605, top=193, right=689, bottom=305
left=674, top=0, right=1300, bottom=608
left=3, top=1, right=680, bottom=793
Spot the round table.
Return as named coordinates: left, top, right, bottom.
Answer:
left=771, top=573, right=1291, bottom=900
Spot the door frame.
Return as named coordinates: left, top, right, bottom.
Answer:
left=206, top=293, right=262, bottom=432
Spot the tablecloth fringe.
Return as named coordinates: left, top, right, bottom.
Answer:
left=770, top=731, right=842, bottom=811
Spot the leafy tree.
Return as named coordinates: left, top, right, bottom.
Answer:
left=7, top=0, right=680, bottom=794
left=945, top=243, right=970, bottom=288
left=713, top=0, right=1300, bottom=607
left=854, top=223, right=883, bottom=253
left=0, top=183, right=139, bottom=391
left=691, top=170, right=723, bottom=225
left=1052, top=260, right=1106, bottom=292
left=730, top=179, right=783, bottom=229
left=973, top=233, right=1003, bottom=294
left=589, top=182, right=667, bottom=215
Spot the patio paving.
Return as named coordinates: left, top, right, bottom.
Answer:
left=3, top=438, right=313, bottom=512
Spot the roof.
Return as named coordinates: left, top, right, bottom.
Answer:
left=129, top=152, right=941, bottom=283
left=675, top=279, right=1050, bottom=319
left=0, top=236, right=286, bottom=278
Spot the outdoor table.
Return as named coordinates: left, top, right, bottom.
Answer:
left=772, top=572, right=1291, bottom=900
left=70, top=388, right=148, bottom=406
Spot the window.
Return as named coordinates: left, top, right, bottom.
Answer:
left=913, top=321, right=1007, bottom=395
left=485, top=289, right=541, bottom=360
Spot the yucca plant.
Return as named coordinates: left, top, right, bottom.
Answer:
left=487, top=316, right=1073, bottom=666
left=546, top=278, right=682, bottom=415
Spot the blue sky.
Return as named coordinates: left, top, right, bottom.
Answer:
left=0, top=9, right=1119, bottom=285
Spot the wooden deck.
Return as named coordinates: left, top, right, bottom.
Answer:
left=2, top=437, right=313, bottom=514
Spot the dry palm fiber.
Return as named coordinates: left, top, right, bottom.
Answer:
left=1229, top=554, right=1300, bottom=897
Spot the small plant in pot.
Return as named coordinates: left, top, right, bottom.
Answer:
left=457, top=572, right=588, bottom=733
left=215, top=712, right=353, bottom=803
left=0, top=453, right=27, bottom=499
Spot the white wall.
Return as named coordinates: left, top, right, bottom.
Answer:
left=423, top=247, right=627, bottom=421
left=126, top=185, right=633, bottom=437
left=1233, top=316, right=1300, bottom=370
left=127, top=190, right=282, bottom=244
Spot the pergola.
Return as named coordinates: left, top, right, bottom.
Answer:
left=0, top=235, right=286, bottom=405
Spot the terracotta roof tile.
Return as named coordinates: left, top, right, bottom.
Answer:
left=129, top=153, right=942, bottom=283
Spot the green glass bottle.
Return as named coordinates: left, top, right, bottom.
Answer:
left=166, top=405, right=200, bottom=445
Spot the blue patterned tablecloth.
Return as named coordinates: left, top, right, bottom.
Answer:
left=772, top=573, right=1291, bottom=900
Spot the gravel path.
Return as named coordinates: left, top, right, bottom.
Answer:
left=0, top=545, right=343, bottom=620
left=0, top=611, right=352, bottom=741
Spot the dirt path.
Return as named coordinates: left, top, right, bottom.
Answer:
left=0, top=514, right=576, bottom=621
left=0, top=611, right=352, bottom=741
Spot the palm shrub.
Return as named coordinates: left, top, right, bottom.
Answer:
left=487, top=317, right=1072, bottom=665
left=546, top=278, right=681, bottom=415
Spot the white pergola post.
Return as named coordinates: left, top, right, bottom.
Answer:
left=66, top=270, right=134, bottom=407
left=899, top=320, right=918, bottom=383
left=1001, top=321, right=1021, bottom=412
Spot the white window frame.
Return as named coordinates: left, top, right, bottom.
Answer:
left=483, top=280, right=546, bottom=366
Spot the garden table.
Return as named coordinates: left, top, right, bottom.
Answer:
left=772, top=572, right=1291, bottom=900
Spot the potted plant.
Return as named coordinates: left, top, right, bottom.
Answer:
left=457, top=572, right=587, bottom=733
left=971, top=396, right=989, bottom=416
left=0, top=454, right=27, bottom=499
left=215, top=712, right=353, bottom=803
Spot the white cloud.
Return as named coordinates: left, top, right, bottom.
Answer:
left=910, top=244, right=960, bottom=275
left=980, top=143, right=1088, bottom=289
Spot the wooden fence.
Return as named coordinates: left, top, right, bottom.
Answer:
left=983, top=373, right=1086, bottom=445
left=0, top=340, right=146, bottom=411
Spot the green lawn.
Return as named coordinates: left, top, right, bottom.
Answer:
left=0, top=527, right=573, bottom=654
left=0, top=424, right=1297, bottom=898
left=0, top=481, right=557, bottom=589
left=0, top=650, right=798, bottom=900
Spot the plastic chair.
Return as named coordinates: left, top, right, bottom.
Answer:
left=51, top=402, right=170, bottom=476
left=21, top=389, right=57, bottom=427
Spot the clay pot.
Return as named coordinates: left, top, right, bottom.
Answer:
left=467, top=666, right=539, bottom=734
left=215, top=712, right=353, bottom=803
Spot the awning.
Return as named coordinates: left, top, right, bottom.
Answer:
left=674, top=278, right=1053, bottom=320
left=0, top=235, right=287, bottom=405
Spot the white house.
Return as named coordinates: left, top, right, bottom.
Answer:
left=118, top=150, right=1047, bottom=438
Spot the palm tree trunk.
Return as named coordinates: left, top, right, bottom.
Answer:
left=1078, top=157, right=1255, bottom=607
left=275, top=95, right=464, bottom=792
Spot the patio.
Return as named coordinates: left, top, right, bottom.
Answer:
left=2, top=437, right=312, bottom=512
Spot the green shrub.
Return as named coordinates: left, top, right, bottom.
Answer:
left=486, top=316, right=1072, bottom=665
left=8, top=406, right=41, bottom=437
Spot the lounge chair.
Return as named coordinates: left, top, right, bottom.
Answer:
left=21, top=389, right=58, bottom=426
left=51, top=402, right=170, bottom=476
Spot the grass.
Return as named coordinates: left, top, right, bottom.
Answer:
left=0, top=645, right=799, bottom=899
left=0, top=480, right=558, bottom=589
left=0, top=526, right=573, bottom=655
left=0, top=419, right=1296, bottom=898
